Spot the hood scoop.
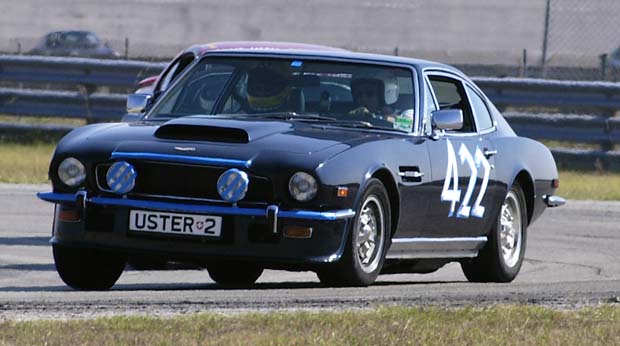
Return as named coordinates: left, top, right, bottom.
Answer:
left=155, top=124, right=249, bottom=143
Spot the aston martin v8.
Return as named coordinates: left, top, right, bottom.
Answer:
left=38, top=44, right=565, bottom=289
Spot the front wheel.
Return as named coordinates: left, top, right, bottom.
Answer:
left=53, top=245, right=126, bottom=290
left=317, top=178, right=391, bottom=287
left=461, top=183, right=528, bottom=282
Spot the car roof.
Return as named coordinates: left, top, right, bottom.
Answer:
left=183, top=41, right=347, bottom=57
left=200, top=46, right=465, bottom=77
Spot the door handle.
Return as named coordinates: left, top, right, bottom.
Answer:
left=483, top=149, right=497, bottom=158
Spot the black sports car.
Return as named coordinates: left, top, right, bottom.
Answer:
left=38, top=44, right=565, bottom=289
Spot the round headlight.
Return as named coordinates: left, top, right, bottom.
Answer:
left=57, top=157, right=86, bottom=187
left=289, top=172, right=318, bottom=202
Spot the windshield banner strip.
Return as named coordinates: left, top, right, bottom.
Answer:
left=110, top=152, right=252, bottom=168
left=36, top=192, right=356, bottom=221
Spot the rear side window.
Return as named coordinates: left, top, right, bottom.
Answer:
left=466, top=85, right=494, bottom=131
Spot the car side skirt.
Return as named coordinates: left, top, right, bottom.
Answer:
left=386, top=236, right=487, bottom=259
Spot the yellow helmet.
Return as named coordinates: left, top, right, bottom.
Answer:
left=246, top=66, right=290, bottom=111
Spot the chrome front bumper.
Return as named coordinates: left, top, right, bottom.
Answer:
left=37, top=191, right=356, bottom=223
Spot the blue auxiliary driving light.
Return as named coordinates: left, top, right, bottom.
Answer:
left=217, top=168, right=249, bottom=202
left=106, top=161, right=137, bottom=195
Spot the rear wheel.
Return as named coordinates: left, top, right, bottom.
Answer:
left=207, top=261, right=263, bottom=287
left=461, top=183, right=527, bottom=282
left=317, top=178, right=391, bottom=287
left=53, top=245, right=126, bottom=290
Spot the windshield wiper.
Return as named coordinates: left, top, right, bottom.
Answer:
left=327, top=120, right=407, bottom=133
left=240, top=112, right=338, bottom=122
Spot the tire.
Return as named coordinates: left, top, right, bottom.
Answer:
left=461, top=183, right=528, bottom=283
left=53, top=245, right=126, bottom=290
left=207, top=261, right=263, bottom=287
left=317, top=178, right=391, bottom=287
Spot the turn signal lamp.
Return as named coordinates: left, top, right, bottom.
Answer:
left=283, top=226, right=313, bottom=239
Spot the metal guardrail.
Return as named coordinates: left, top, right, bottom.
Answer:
left=504, top=112, right=620, bottom=146
left=1, top=55, right=620, bottom=169
left=475, top=77, right=620, bottom=113
left=0, top=88, right=125, bottom=121
left=0, top=55, right=165, bottom=89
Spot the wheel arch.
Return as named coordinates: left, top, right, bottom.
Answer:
left=369, top=167, right=400, bottom=237
left=513, top=170, right=535, bottom=225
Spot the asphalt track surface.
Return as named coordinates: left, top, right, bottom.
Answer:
left=1, top=184, right=619, bottom=319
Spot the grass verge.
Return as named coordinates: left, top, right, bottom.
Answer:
left=0, top=142, right=54, bottom=184
left=0, top=115, right=85, bottom=127
left=559, top=170, right=620, bottom=201
left=1, top=305, right=619, bottom=346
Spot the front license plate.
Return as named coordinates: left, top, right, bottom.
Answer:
left=129, top=210, right=222, bottom=238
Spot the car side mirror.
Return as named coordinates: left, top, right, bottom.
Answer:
left=126, top=93, right=152, bottom=114
left=431, top=109, right=463, bottom=131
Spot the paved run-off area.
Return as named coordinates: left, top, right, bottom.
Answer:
left=0, top=184, right=619, bottom=319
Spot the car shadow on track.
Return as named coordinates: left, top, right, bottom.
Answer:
left=0, top=237, right=50, bottom=246
left=0, top=280, right=463, bottom=292
left=0, top=263, right=55, bottom=271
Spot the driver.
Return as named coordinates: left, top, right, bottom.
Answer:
left=246, top=65, right=291, bottom=112
left=349, top=77, right=398, bottom=122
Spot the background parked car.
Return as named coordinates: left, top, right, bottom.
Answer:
left=28, top=30, right=120, bottom=59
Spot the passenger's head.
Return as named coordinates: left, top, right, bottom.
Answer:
left=247, top=66, right=290, bottom=111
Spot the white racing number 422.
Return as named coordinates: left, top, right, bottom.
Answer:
left=440, top=139, right=491, bottom=219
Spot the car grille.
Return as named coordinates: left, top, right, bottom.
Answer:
left=95, top=161, right=274, bottom=203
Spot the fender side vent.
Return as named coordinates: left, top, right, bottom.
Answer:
left=155, top=124, right=249, bottom=143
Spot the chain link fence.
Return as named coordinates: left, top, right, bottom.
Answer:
left=541, top=0, right=620, bottom=81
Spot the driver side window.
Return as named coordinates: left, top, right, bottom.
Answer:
left=428, top=76, right=475, bottom=133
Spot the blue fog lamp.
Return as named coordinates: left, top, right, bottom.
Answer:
left=217, top=168, right=249, bottom=202
left=106, top=161, right=137, bottom=195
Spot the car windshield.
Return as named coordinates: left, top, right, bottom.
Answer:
left=147, top=56, right=416, bottom=132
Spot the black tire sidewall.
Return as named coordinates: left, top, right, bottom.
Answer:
left=53, top=245, right=126, bottom=290
left=343, top=178, right=392, bottom=286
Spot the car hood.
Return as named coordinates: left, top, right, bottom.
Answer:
left=62, top=116, right=392, bottom=171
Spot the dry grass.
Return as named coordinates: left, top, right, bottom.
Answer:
left=0, top=115, right=85, bottom=126
left=0, top=305, right=619, bottom=346
left=559, top=170, right=620, bottom=201
left=0, top=142, right=54, bottom=183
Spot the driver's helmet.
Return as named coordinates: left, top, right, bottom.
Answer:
left=246, top=66, right=290, bottom=111
left=198, top=84, right=221, bottom=112
left=351, top=73, right=399, bottom=107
